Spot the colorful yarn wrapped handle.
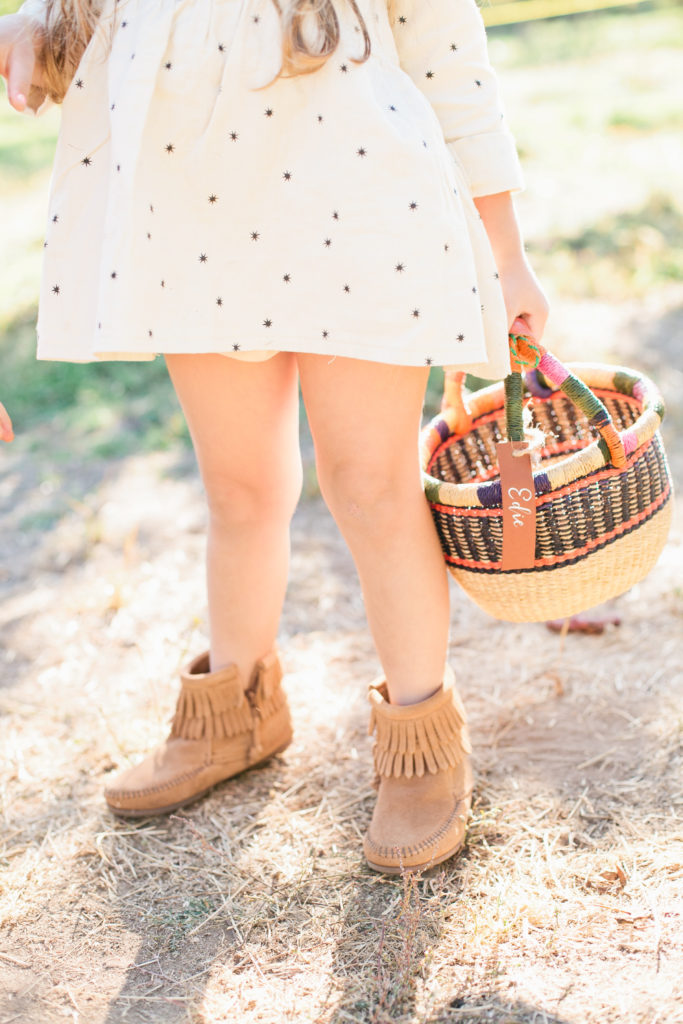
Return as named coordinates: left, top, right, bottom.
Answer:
left=443, top=331, right=628, bottom=469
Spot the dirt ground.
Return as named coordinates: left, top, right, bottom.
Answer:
left=0, top=285, right=682, bottom=1023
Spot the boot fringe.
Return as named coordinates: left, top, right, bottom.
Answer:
left=368, top=678, right=471, bottom=779
left=171, top=659, right=288, bottom=741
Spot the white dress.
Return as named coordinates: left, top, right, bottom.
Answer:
left=20, top=0, right=524, bottom=377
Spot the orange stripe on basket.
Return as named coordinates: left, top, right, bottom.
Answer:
left=441, top=482, right=671, bottom=571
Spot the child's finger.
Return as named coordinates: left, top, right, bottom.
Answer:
left=0, top=402, right=14, bottom=442
left=6, top=42, right=34, bottom=111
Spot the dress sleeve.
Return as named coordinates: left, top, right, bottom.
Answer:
left=15, top=0, right=52, bottom=116
left=388, top=0, right=524, bottom=197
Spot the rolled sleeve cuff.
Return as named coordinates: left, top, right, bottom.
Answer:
left=447, top=131, right=525, bottom=198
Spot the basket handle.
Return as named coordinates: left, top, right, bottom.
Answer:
left=443, top=327, right=628, bottom=469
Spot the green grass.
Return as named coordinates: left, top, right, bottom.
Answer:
left=532, top=192, right=683, bottom=299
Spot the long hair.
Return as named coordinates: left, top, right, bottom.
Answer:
left=38, top=0, right=372, bottom=103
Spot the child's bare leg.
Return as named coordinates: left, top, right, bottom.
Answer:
left=297, top=355, right=449, bottom=706
left=164, top=353, right=302, bottom=682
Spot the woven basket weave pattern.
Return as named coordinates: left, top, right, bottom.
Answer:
left=421, top=364, right=673, bottom=622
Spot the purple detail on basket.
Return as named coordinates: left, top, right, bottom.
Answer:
left=633, top=379, right=646, bottom=403
left=436, top=418, right=451, bottom=442
left=538, top=352, right=568, bottom=387
left=589, top=408, right=610, bottom=427
left=622, top=428, right=639, bottom=456
left=478, top=480, right=501, bottom=507
left=534, top=472, right=551, bottom=495
left=525, top=369, right=554, bottom=398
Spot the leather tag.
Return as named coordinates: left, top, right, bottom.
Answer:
left=496, top=440, right=536, bottom=570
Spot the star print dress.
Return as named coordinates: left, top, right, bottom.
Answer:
left=20, top=0, right=525, bottom=377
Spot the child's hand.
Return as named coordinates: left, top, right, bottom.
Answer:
left=498, top=253, right=550, bottom=347
left=0, top=12, right=46, bottom=113
left=0, top=401, right=14, bottom=442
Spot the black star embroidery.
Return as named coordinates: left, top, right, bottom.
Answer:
left=121, top=19, right=127, bottom=26
left=332, top=210, right=339, bottom=220
left=343, top=284, right=350, bottom=292
left=116, top=164, right=121, bottom=172
left=150, top=204, right=154, bottom=213
left=52, top=284, right=60, bottom=294
left=450, top=42, right=458, bottom=51
left=111, top=102, right=115, bottom=110
left=161, top=280, right=165, bottom=287
left=282, top=170, right=292, bottom=180
left=216, top=297, right=223, bottom=306
left=165, top=143, right=175, bottom=153
left=148, top=329, right=153, bottom=337
left=457, top=333, right=465, bottom=342
left=52, top=214, right=58, bottom=223
left=263, top=318, right=272, bottom=327
left=475, top=79, right=482, bottom=87
left=409, top=201, right=418, bottom=210
left=357, top=147, right=367, bottom=156
left=322, top=330, right=329, bottom=338
left=208, top=194, right=218, bottom=203
left=111, top=271, right=117, bottom=279
left=425, top=70, right=434, bottom=79
left=412, top=309, right=420, bottom=318
left=131, top=53, right=135, bottom=59
left=472, top=285, right=477, bottom=293
left=146, top=232, right=151, bottom=240
left=425, top=357, right=433, bottom=365
left=81, top=156, right=92, bottom=166
left=395, top=263, right=405, bottom=272
left=265, top=108, right=273, bottom=117
left=323, top=238, right=332, bottom=247
left=199, top=253, right=207, bottom=262
left=398, top=14, right=407, bottom=23
left=423, top=140, right=428, bottom=148
left=283, top=273, right=291, bottom=282
left=43, top=241, right=47, bottom=248
left=340, top=64, right=348, bottom=73
left=481, top=304, right=485, bottom=312
left=218, top=43, right=225, bottom=52
left=75, top=79, right=84, bottom=88
left=494, top=271, right=500, bottom=279
left=317, top=115, right=323, bottom=122
left=251, top=231, right=260, bottom=241
left=252, top=14, right=259, bottom=21
left=444, top=244, right=449, bottom=252
left=165, top=61, right=172, bottom=69
left=229, top=131, right=239, bottom=141
left=232, top=343, right=241, bottom=351
left=97, top=322, right=101, bottom=329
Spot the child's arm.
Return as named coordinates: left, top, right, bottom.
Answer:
left=389, top=0, right=548, bottom=339
left=388, top=0, right=524, bottom=198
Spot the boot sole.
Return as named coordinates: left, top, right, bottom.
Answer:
left=365, top=838, right=465, bottom=875
left=106, top=738, right=292, bottom=819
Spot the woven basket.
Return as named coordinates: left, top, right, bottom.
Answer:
left=420, top=335, right=674, bottom=623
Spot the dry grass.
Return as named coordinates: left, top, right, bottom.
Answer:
left=0, top=442, right=681, bottom=1022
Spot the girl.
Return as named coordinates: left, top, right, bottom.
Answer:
left=0, top=0, right=549, bottom=874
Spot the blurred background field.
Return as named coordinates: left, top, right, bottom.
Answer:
left=1, top=4, right=682, bottom=1024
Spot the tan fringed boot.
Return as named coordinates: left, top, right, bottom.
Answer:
left=363, top=666, right=474, bottom=874
left=104, top=649, right=292, bottom=817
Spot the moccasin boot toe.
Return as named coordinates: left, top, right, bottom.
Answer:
left=363, top=666, right=473, bottom=874
left=104, top=649, right=292, bottom=817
